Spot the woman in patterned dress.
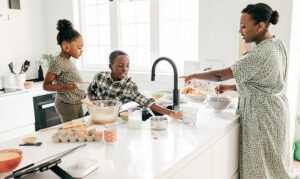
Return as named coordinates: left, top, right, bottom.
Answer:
left=181, top=3, right=293, bottom=178
left=43, top=19, right=85, bottom=123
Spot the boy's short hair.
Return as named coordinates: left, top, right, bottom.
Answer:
left=109, top=50, right=128, bottom=64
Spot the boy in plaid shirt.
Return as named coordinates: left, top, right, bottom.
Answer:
left=88, top=50, right=181, bottom=119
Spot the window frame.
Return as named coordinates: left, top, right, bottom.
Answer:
left=77, top=0, right=200, bottom=74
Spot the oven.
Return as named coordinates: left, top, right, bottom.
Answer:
left=33, top=93, right=61, bottom=131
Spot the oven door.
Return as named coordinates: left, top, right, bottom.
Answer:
left=33, top=93, right=61, bottom=131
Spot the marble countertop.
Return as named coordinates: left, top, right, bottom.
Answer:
left=0, top=105, right=238, bottom=179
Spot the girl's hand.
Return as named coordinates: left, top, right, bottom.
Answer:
left=180, top=74, right=194, bottom=84
left=63, top=83, right=77, bottom=90
left=215, top=85, right=233, bottom=94
left=169, top=111, right=182, bottom=119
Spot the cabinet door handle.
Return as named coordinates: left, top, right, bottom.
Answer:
left=40, top=103, right=55, bottom=109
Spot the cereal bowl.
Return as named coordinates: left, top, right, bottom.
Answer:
left=0, top=149, right=22, bottom=173
left=184, top=94, right=206, bottom=102
left=205, top=96, right=231, bottom=111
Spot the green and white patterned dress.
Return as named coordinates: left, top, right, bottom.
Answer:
left=231, top=37, right=292, bottom=179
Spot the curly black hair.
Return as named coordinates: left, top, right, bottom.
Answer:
left=242, top=3, right=279, bottom=27
left=56, top=19, right=81, bottom=45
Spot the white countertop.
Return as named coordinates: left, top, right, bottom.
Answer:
left=0, top=104, right=238, bottom=179
left=0, top=81, right=52, bottom=98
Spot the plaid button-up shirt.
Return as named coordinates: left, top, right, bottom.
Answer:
left=88, top=71, right=155, bottom=108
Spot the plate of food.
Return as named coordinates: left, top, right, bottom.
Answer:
left=181, top=86, right=207, bottom=102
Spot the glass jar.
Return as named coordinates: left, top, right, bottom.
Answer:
left=104, top=123, right=117, bottom=143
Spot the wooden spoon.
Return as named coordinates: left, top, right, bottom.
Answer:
left=81, top=99, right=97, bottom=107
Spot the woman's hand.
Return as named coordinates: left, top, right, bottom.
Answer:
left=215, top=84, right=236, bottom=94
left=169, top=111, right=182, bottom=119
left=180, top=74, right=194, bottom=84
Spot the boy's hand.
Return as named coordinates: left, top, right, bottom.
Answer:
left=169, top=111, right=182, bottom=119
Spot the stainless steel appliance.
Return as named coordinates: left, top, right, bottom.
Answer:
left=33, top=93, right=61, bottom=131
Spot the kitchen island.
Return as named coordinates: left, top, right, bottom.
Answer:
left=0, top=105, right=239, bottom=179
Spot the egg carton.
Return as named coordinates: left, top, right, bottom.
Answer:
left=52, top=129, right=103, bottom=143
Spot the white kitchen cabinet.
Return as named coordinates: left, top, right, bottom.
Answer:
left=211, top=124, right=239, bottom=179
left=0, top=91, right=35, bottom=142
left=168, top=147, right=213, bottom=179
left=159, top=124, right=239, bottom=179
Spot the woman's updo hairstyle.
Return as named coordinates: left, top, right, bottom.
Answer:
left=242, top=3, right=279, bottom=27
left=56, top=19, right=81, bottom=45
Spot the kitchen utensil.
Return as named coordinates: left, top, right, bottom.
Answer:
left=15, top=73, right=26, bottom=90
left=216, top=82, right=221, bottom=102
left=8, top=62, right=16, bottom=74
left=19, top=142, right=42, bottom=146
left=150, top=116, right=168, bottom=130
left=181, top=104, right=199, bottom=124
left=147, top=108, right=156, bottom=117
left=81, top=99, right=97, bottom=107
left=19, top=64, right=24, bottom=74
left=21, top=60, right=30, bottom=74
left=87, top=100, right=121, bottom=124
left=128, top=109, right=142, bottom=129
left=205, top=96, right=231, bottom=111
left=216, top=75, right=222, bottom=102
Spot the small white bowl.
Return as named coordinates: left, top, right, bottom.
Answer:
left=205, top=96, right=231, bottom=111
left=184, top=94, right=206, bottom=102
left=151, top=91, right=171, bottom=99
left=75, top=82, right=90, bottom=91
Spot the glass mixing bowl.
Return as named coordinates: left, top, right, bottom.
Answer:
left=88, top=100, right=121, bottom=124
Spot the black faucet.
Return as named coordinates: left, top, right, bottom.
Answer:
left=151, top=57, right=179, bottom=111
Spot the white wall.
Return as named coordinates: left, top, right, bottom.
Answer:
left=0, top=0, right=46, bottom=80
left=0, top=0, right=76, bottom=80
left=43, top=0, right=75, bottom=55
left=199, top=0, right=293, bottom=66
left=287, top=0, right=300, bottom=140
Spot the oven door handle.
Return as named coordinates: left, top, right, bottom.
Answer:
left=39, top=101, right=55, bottom=109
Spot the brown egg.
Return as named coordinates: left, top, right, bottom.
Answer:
left=94, top=131, right=102, bottom=137
left=88, top=129, right=94, bottom=136
left=77, top=130, right=85, bottom=138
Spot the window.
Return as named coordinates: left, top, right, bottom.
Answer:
left=159, top=0, right=199, bottom=71
left=79, top=0, right=199, bottom=73
left=81, top=0, right=111, bottom=68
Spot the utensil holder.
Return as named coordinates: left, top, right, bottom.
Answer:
left=15, top=73, right=26, bottom=90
